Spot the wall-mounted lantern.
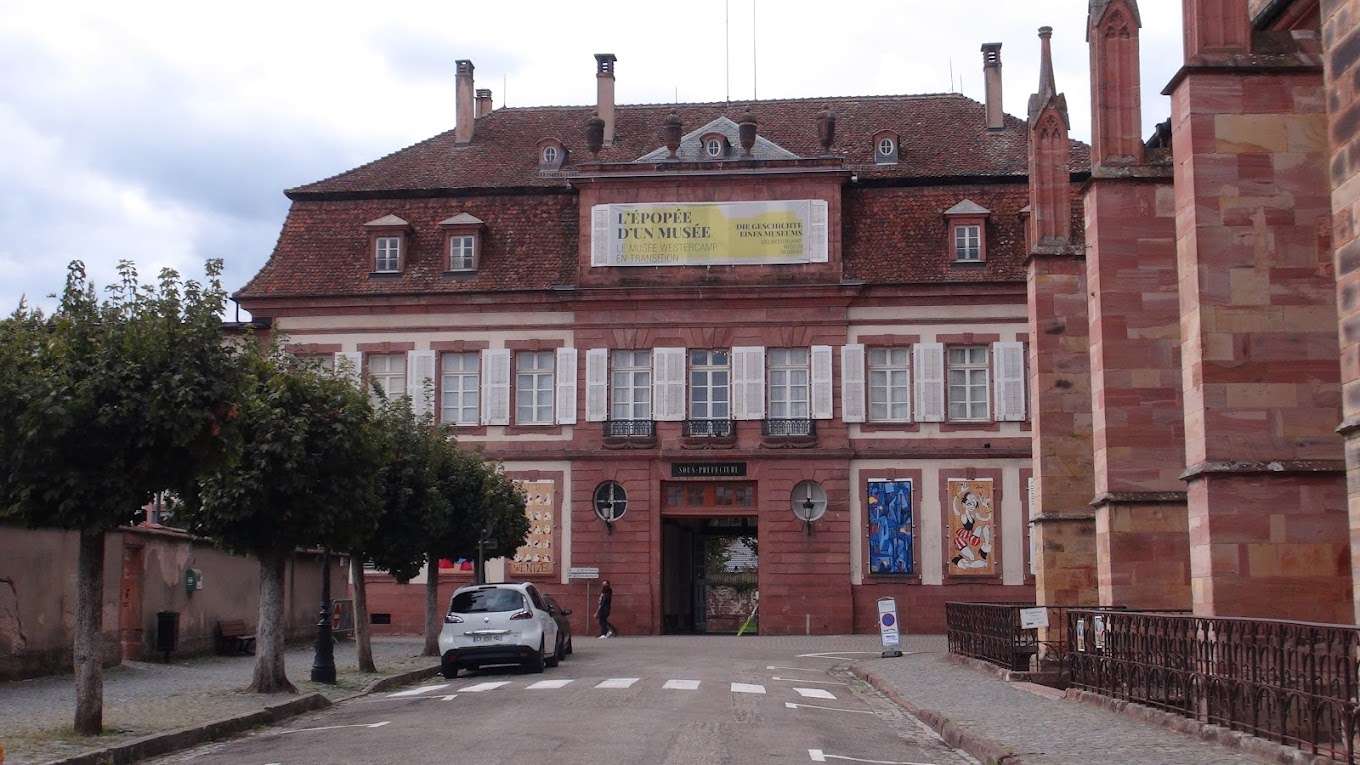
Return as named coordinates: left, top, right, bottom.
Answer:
left=791, top=480, right=828, bottom=535
left=593, top=481, right=627, bottom=534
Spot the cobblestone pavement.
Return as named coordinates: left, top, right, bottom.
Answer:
left=850, top=649, right=1270, bottom=765
left=0, top=637, right=431, bottom=765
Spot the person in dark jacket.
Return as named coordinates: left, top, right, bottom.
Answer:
left=596, top=580, right=616, bottom=638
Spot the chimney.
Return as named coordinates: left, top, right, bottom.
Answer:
left=981, top=43, right=1004, bottom=130
left=595, top=53, right=617, bottom=147
left=455, top=59, right=475, bottom=145
left=475, top=88, right=493, bottom=118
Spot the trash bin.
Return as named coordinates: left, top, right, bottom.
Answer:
left=156, top=611, right=179, bottom=660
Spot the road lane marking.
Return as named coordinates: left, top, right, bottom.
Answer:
left=794, top=687, right=837, bottom=700
left=595, top=677, right=639, bottom=689
left=808, top=749, right=936, bottom=764
left=663, top=679, right=700, bottom=690
left=772, top=676, right=847, bottom=685
left=797, top=651, right=884, bottom=659
left=526, top=679, right=573, bottom=689
left=767, top=665, right=824, bottom=672
left=440, top=694, right=458, bottom=701
left=387, top=683, right=449, bottom=698
left=785, top=702, right=875, bottom=715
left=458, top=681, right=510, bottom=692
left=279, top=721, right=391, bottom=734
left=731, top=682, right=767, bottom=694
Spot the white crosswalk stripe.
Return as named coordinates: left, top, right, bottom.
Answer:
left=662, top=679, right=700, bottom=690
left=730, top=682, right=766, bottom=694
left=793, top=687, right=837, bottom=700
left=595, top=677, right=640, bottom=689
left=525, top=679, right=573, bottom=690
left=387, top=683, right=449, bottom=698
left=459, top=681, right=510, bottom=693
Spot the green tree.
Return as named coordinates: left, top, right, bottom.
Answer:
left=0, top=261, right=237, bottom=734
left=181, top=343, right=383, bottom=693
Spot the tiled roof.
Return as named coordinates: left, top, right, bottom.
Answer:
left=289, top=93, right=1090, bottom=196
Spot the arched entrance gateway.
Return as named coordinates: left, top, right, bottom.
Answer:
left=241, top=47, right=1049, bottom=638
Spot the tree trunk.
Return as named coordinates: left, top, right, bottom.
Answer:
left=351, top=555, right=376, bottom=673
left=249, top=550, right=296, bottom=693
left=422, top=555, right=440, bottom=657
left=73, top=528, right=105, bottom=735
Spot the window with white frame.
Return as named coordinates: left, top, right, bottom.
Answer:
left=947, top=346, right=990, bottom=421
left=449, top=235, right=476, bottom=271
left=610, top=350, right=652, bottom=421
left=542, top=146, right=558, bottom=164
left=689, top=349, right=730, bottom=420
left=868, top=348, right=911, bottom=422
left=704, top=137, right=724, bottom=157
left=768, top=348, right=810, bottom=419
left=953, top=224, right=982, bottom=261
left=374, top=237, right=401, bottom=272
left=440, top=352, right=480, bottom=425
left=515, top=351, right=555, bottom=425
left=367, top=353, right=406, bottom=401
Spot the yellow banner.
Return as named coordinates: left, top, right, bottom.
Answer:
left=595, top=200, right=827, bottom=266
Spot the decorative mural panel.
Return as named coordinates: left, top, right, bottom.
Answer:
left=867, top=479, right=914, bottom=575
left=509, top=479, right=555, bottom=577
left=946, top=478, right=996, bottom=576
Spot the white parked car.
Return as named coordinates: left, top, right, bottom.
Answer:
left=439, top=582, right=560, bottom=678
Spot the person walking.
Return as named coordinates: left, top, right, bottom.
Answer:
left=596, top=580, right=617, bottom=638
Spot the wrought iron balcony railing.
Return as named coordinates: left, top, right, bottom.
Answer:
left=682, top=419, right=735, bottom=438
left=761, top=418, right=815, bottom=438
left=603, top=419, right=655, bottom=438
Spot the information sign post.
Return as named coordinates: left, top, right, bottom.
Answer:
left=877, top=597, right=903, bottom=658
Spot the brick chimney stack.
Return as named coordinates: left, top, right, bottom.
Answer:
left=475, top=88, right=493, bottom=118
left=1088, top=1, right=1144, bottom=166
left=981, top=42, right=1004, bottom=130
left=595, top=53, right=617, bottom=147
left=455, top=59, right=475, bottom=145
left=1027, top=26, right=1071, bottom=248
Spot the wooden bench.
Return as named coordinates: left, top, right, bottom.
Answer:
left=215, top=619, right=256, bottom=655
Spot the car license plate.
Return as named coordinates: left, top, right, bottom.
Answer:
left=472, top=634, right=503, bottom=643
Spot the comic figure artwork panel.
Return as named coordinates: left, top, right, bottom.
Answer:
left=509, top=479, right=555, bottom=577
left=947, top=478, right=995, bottom=576
left=867, top=479, right=913, bottom=575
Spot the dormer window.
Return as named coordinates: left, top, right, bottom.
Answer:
left=699, top=132, right=730, bottom=159
left=439, top=212, right=485, bottom=273
left=363, top=214, right=411, bottom=275
left=873, top=130, right=899, bottom=165
left=542, top=146, right=558, bottom=164
left=537, top=138, right=566, bottom=170
left=954, top=225, right=981, bottom=261
left=705, top=137, right=723, bottom=157
left=375, top=237, right=401, bottom=272
left=943, top=200, right=991, bottom=264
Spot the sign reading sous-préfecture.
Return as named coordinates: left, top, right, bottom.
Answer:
left=591, top=200, right=828, bottom=267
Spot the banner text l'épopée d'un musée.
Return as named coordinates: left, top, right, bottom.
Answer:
left=591, top=200, right=828, bottom=267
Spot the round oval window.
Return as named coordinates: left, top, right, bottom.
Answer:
left=791, top=480, right=828, bottom=522
left=705, top=138, right=723, bottom=157
left=594, top=481, right=627, bottom=522
left=877, top=137, right=895, bottom=156
left=542, top=146, right=558, bottom=163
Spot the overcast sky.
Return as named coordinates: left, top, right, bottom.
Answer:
left=1, top=1, right=1183, bottom=316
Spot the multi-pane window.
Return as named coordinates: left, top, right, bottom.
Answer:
left=689, top=349, right=730, bottom=420
left=515, top=351, right=555, bottom=425
left=953, top=224, right=981, bottom=261
left=440, top=352, right=480, bottom=426
left=368, top=353, right=406, bottom=401
left=768, top=348, right=810, bottom=419
left=610, top=350, right=652, bottom=421
left=947, top=346, right=990, bottom=421
left=868, top=348, right=911, bottom=422
left=375, top=236, right=401, bottom=272
left=449, top=235, right=476, bottom=271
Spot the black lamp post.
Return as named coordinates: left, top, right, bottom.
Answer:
left=310, top=549, right=336, bottom=684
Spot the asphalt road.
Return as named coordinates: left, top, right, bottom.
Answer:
left=151, top=636, right=974, bottom=765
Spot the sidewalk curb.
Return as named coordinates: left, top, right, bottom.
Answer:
left=38, top=665, right=439, bottom=765
left=848, top=665, right=1023, bottom=765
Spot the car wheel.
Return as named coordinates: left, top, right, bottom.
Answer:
left=525, top=640, right=546, bottom=674
left=440, top=659, right=460, bottom=679
left=546, top=637, right=561, bottom=668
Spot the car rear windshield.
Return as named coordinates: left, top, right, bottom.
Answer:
left=450, top=588, right=525, bottom=614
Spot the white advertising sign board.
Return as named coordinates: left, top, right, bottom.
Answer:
left=877, top=597, right=901, bottom=653
left=1019, top=607, right=1049, bottom=630
left=568, top=567, right=600, bottom=580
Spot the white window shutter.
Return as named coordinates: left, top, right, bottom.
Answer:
left=407, top=350, right=437, bottom=420
left=732, top=346, right=765, bottom=421
left=841, top=344, right=866, bottom=423
left=811, top=345, right=833, bottom=420
left=585, top=348, right=608, bottom=422
left=652, top=347, right=686, bottom=421
left=337, top=352, right=363, bottom=389
left=914, top=342, right=945, bottom=422
left=993, top=341, right=1026, bottom=422
left=808, top=200, right=829, bottom=263
left=591, top=206, right=610, bottom=267
left=481, top=349, right=511, bottom=426
left=555, top=347, right=578, bottom=425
